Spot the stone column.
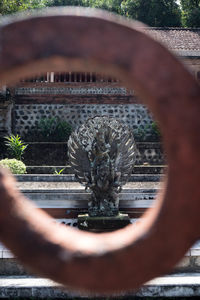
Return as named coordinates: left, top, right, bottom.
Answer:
left=0, top=98, right=13, bottom=137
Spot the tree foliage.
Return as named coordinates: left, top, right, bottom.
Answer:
left=1, top=0, right=200, bottom=28
left=121, top=0, right=181, bottom=27
left=0, top=0, right=49, bottom=15
left=47, top=0, right=123, bottom=14
left=48, top=0, right=181, bottom=26
left=181, top=0, right=200, bottom=27
left=86, top=0, right=123, bottom=14
left=47, top=0, right=86, bottom=7
left=181, top=0, right=200, bottom=11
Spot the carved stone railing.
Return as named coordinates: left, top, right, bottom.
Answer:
left=13, top=71, right=134, bottom=100
left=20, top=72, right=119, bottom=83
left=20, top=70, right=200, bottom=84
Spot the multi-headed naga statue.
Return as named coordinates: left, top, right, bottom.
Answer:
left=68, top=116, right=136, bottom=217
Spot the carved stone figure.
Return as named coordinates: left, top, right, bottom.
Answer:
left=68, top=116, right=136, bottom=217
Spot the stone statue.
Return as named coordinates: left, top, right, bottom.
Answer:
left=68, top=116, right=136, bottom=217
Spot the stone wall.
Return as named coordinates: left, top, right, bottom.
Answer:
left=14, top=103, right=153, bottom=137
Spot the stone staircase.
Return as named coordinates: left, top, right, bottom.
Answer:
left=1, top=168, right=200, bottom=297
left=17, top=174, right=160, bottom=220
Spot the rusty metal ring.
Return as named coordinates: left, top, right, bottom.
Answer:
left=0, top=7, right=200, bottom=294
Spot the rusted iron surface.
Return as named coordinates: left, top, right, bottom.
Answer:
left=0, top=7, right=200, bottom=295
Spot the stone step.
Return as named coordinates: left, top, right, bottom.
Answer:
left=22, top=193, right=156, bottom=207
left=17, top=178, right=160, bottom=206
left=20, top=187, right=158, bottom=210
left=26, top=165, right=166, bottom=175
left=17, top=180, right=160, bottom=190
left=17, top=182, right=160, bottom=218
left=16, top=173, right=164, bottom=182
left=23, top=198, right=155, bottom=209
left=0, top=273, right=200, bottom=298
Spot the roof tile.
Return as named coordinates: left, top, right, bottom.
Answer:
left=144, top=28, right=200, bottom=52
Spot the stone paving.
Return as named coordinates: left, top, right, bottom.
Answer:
left=1, top=274, right=200, bottom=298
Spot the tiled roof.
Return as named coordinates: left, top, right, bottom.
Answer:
left=144, top=28, right=200, bottom=56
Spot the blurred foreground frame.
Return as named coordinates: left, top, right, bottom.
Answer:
left=0, top=6, right=200, bottom=295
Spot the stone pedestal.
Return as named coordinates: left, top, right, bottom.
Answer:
left=78, top=213, right=130, bottom=232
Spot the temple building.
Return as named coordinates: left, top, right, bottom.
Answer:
left=0, top=27, right=200, bottom=138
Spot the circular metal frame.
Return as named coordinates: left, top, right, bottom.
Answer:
left=0, top=7, right=200, bottom=294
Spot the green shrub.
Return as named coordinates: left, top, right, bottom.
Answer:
left=38, top=117, right=56, bottom=139
left=151, top=121, right=161, bottom=137
left=38, top=117, right=72, bottom=141
left=25, top=117, right=72, bottom=142
left=53, top=119, right=72, bottom=142
left=134, top=122, right=161, bottom=142
left=134, top=125, right=149, bottom=142
left=0, top=158, right=26, bottom=174
left=5, top=134, right=28, bottom=160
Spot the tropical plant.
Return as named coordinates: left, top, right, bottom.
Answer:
left=0, top=158, right=26, bottom=174
left=5, top=134, right=28, bottom=160
left=54, top=167, right=65, bottom=175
